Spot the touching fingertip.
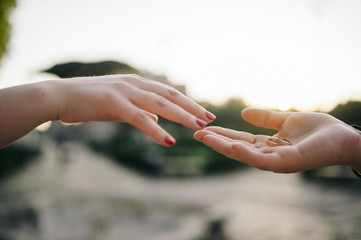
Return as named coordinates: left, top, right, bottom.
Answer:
left=165, top=136, right=176, bottom=146
left=193, top=132, right=202, bottom=141
left=206, top=111, right=216, bottom=121
left=196, top=119, right=207, bottom=128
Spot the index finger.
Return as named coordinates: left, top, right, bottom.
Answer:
left=242, top=107, right=289, bottom=130
left=196, top=126, right=256, bottom=143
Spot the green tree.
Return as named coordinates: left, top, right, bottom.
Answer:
left=0, top=0, right=16, bottom=63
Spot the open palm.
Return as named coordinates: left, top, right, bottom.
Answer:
left=194, top=108, right=361, bottom=173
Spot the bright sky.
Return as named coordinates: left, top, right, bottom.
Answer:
left=1, top=0, right=361, bottom=112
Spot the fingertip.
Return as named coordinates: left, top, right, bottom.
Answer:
left=241, top=108, right=253, bottom=123
left=196, top=119, right=208, bottom=128
left=164, top=135, right=176, bottom=146
left=194, top=130, right=204, bottom=141
left=201, top=126, right=220, bottom=132
left=242, top=107, right=252, bottom=112
left=241, top=107, right=250, bottom=116
left=242, top=107, right=259, bottom=119
left=242, top=107, right=286, bottom=129
left=131, top=111, right=174, bottom=147
left=206, top=111, right=216, bottom=121
left=194, top=129, right=214, bottom=142
left=201, top=133, right=217, bottom=145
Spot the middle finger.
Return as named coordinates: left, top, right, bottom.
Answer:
left=131, top=90, right=208, bottom=130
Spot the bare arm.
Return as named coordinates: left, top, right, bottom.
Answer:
left=0, top=81, right=54, bottom=147
left=0, top=74, right=216, bottom=148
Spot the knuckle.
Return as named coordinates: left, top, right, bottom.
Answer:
left=126, top=73, right=141, bottom=79
left=168, top=89, right=180, bottom=98
left=123, top=74, right=142, bottom=84
left=145, top=92, right=169, bottom=109
left=166, top=85, right=180, bottom=97
left=155, top=98, right=167, bottom=108
left=132, top=112, right=148, bottom=125
left=113, top=82, right=131, bottom=93
left=102, top=90, right=119, bottom=104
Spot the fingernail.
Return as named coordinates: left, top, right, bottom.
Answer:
left=206, top=111, right=216, bottom=121
left=165, top=136, right=176, bottom=146
left=196, top=119, right=207, bottom=128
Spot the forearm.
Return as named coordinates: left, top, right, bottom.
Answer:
left=0, top=81, right=57, bottom=148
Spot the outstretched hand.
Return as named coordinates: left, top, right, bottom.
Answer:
left=0, top=74, right=216, bottom=148
left=52, top=74, right=215, bottom=146
left=194, top=108, right=361, bottom=173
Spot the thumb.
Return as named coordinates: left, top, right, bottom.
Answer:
left=242, top=107, right=289, bottom=130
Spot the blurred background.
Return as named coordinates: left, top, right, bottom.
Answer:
left=0, top=0, right=361, bottom=239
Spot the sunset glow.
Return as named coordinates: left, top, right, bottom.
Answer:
left=1, top=0, right=361, bottom=112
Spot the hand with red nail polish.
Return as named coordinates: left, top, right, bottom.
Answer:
left=0, top=74, right=216, bottom=148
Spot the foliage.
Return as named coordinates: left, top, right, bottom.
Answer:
left=328, top=101, right=361, bottom=126
left=90, top=124, right=153, bottom=174
left=0, top=144, right=40, bottom=180
left=0, top=0, right=16, bottom=63
left=90, top=120, right=248, bottom=176
left=204, top=98, right=277, bottom=135
left=88, top=99, right=276, bottom=176
left=42, top=61, right=138, bottom=78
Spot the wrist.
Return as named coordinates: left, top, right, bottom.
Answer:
left=0, top=81, right=60, bottom=148
left=347, top=124, right=361, bottom=172
left=34, top=80, right=61, bottom=122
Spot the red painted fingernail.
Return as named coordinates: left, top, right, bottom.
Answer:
left=196, top=119, right=207, bottom=128
left=206, top=111, right=216, bottom=121
left=165, top=136, right=176, bottom=146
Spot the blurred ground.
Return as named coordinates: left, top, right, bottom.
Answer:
left=0, top=138, right=360, bottom=240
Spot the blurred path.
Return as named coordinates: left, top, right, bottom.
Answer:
left=0, top=140, right=360, bottom=240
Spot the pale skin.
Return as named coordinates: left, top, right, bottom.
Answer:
left=194, top=107, right=361, bottom=173
left=0, top=74, right=216, bottom=148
